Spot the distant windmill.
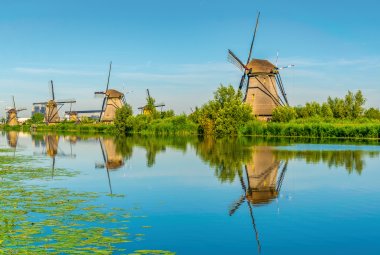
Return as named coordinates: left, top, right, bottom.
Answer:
left=33, top=80, right=76, bottom=124
left=138, top=89, right=165, bottom=115
left=95, top=62, right=126, bottom=122
left=6, top=96, right=26, bottom=126
left=227, top=12, right=293, bottom=121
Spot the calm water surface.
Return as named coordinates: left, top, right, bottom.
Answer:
left=1, top=131, right=380, bottom=254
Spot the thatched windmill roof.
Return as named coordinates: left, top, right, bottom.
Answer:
left=105, top=89, right=124, bottom=98
left=246, top=59, right=276, bottom=74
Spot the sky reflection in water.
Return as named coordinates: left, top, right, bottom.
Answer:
left=1, top=132, right=380, bottom=255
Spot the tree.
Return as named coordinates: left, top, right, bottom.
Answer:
left=193, top=85, right=254, bottom=136
left=272, top=106, right=297, bottom=122
left=321, top=103, right=333, bottom=119
left=364, top=107, right=380, bottom=120
left=30, top=113, right=45, bottom=124
left=353, top=90, right=366, bottom=118
left=114, top=104, right=133, bottom=134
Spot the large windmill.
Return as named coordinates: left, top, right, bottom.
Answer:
left=33, top=80, right=76, bottom=124
left=138, top=89, right=165, bottom=115
left=228, top=147, right=289, bottom=253
left=6, top=96, right=26, bottom=126
left=95, top=62, right=126, bottom=122
left=227, top=12, right=292, bottom=121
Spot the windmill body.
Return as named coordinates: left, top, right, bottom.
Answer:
left=100, top=89, right=125, bottom=122
left=6, top=109, right=19, bottom=126
left=6, top=96, right=27, bottom=126
left=245, top=60, right=281, bottom=120
left=45, top=100, right=60, bottom=123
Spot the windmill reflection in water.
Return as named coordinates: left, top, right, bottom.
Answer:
left=95, top=138, right=125, bottom=194
left=33, top=135, right=76, bottom=179
left=229, top=147, right=288, bottom=254
left=6, top=131, right=19, bottom=157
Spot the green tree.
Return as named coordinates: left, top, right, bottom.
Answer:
left=272, top=106, right=297, bottom=122
left=30, top=113, right=45, bottom=124
left=114, top=104, right=133, bottom=134
left=353, top=90, right=366, bottom=118
left=364, top=107, right=380, bottom=120
left=193, top=85, right=254, bottom=136
left=321, top=103, right=333, bottom=119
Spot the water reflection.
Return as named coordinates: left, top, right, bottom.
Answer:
left=1, top=132, right=380, bottom=254
left=32, top=134, right=76, bottom=178
left=6, top=131, right=19, bottom=148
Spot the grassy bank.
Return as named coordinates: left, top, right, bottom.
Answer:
left=2, top=119, right=380, bottom=140
left=241, top=121, right=380, bottom=139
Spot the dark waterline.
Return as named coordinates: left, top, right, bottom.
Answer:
left=1, top=131, right=380, bottom=254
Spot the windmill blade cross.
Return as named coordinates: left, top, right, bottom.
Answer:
left=55, top=99, right=76, bottom=104
left=229, top=195, right=246, bottom=216
left=105, top=61, right=112, bottom=92
left=146, top=89, right=151, bottom=99
left=239, top=73, right=248, bottom=91
left=227, top=49, right=247, bottom=72
left=278, top=64, right=295, bottom=70
left=50, top=80, right=55, bottom=100
left=99, top=97, right=107, bottom=121
left=246, top=11, right=261, bottom=65
left=17, top=108, right=27, bottom=112
left=12, top=96, right=16, bottom=109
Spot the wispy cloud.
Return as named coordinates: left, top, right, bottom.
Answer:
left=13, top=67, right=103, bottom=76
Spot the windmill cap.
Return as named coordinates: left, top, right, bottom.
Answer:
left=105, top=89, right=124, bottom=98
left=246, top=59, right=276, bottom=74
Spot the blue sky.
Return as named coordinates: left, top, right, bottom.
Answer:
left=1, top=0, right=380, bottom=117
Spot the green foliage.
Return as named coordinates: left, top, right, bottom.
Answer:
left=241, top=121, right=380, bottom=139
left=327, top=90, right=366, bottom=119
left=190, top=85, right=254, bottom=136
left=114, top=104, right=134, bottom=134
left=160, top=109, right=175, bottom=119
left=29, top=112, right=44, bottom=124
left=272, top=106, right=297, bottom=122
left=364, top=107, right=380, bottom=120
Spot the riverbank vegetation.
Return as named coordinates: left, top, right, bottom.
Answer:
left=1, top=86, right=380, bottom=139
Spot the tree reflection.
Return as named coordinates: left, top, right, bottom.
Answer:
left=273, top=149, right=379, bottom=174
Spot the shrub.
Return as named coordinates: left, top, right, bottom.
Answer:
left=272, top=106, right=297, bottom=122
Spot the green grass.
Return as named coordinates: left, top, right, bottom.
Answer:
left=2, top=118, right=380, bottom=139
left=241, top=121, right=380, bottom=139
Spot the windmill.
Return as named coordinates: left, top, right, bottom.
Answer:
left=95, top=138, right=125, bottom=194
left=33, top=80, right=76, bottom=124
left=6, top=96, right=26, bottom=126
left=95, top=62, right=126, bottom=122
left=138, top=89, right=165, bottom=115
left=227, top=12, right=293, bottom=121
left=228, top=147, right=289, bottom=253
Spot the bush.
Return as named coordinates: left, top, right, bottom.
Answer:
left=272, top=106, right=297, bottom=122
left=114, top=104, right=133, bottom=134
left=191, top=85, right=254, bottom=136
